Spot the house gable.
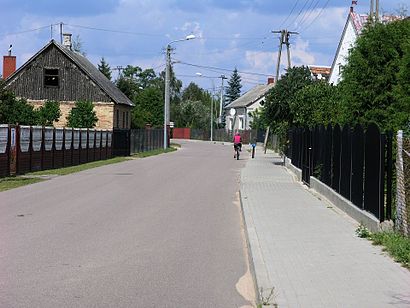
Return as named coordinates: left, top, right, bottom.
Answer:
left=6, top=42, right=113, bottom=103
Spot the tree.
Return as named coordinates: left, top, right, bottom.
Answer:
left=0, top=81, right=37, bottom=125
left=131, top=87, right=163, bottom=128
left=225, top=68, right=242, bottom=104
left=37, top=100, right=61, bottom=126
left=338, top=18, right=410, bottom=131
left=262, top=66, right=312, bottom=133
left=222, top=68, right=242, bottom=127
left=66, top=101, right=98, bottom=128
left=291, top=82, right=341, bottom=128
left=98, top=57, right=112, bottom=80
left=172, top=99, right=210, bottom=129
left=72, top=35, right=86, bottom=56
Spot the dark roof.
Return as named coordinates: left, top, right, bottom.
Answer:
left=6, top=40, right=133, bottom=106
left=225, top=83, right=274, bottom=109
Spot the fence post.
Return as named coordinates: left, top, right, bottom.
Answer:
left=396, top=130, right=408, bottom=235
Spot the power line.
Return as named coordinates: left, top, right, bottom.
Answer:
left=0, top=24, right=57, bottom=38
left=278, top=0, right=301, bottom=29
left=303, top=0, right=331, bottom=31
left=296, top=0, right=322, bottom=31
left=286, top=0, right=311, bottom=29
left=65, top=23, right=165, bottom=37
left=176, top=61, right=273, bottom=77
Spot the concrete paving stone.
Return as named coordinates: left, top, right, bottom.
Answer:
left=241, top=146, right=410, bottom=307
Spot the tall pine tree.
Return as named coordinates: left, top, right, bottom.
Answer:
left=98, top=57, right=112, bottom=80
left=222, top=68, right=242, bottom=127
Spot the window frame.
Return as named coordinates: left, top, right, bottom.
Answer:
left=43, top=68, right=60, bottom=88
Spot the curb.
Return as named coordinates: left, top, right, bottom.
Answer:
left=238, top=189, right=261, bottom=305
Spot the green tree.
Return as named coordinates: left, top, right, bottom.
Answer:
left=225, top=68, right=242, bottom=104
left=98, top=57, right=112, bottom=80
left=338, top=18, right=410, bottom=131
left=131, top=87, right=163, bottom=128
left=66, top=101, right=98, bottom=128
left=394, top=39, right=410, bottom=132
left=291, top=82, right=341, bottom=128
left=36, top=100, right=61, bottom=126
left=262, top=66, right=312, bottom=131
left=0, top=81, right=37, bottom=125
left=223, top=68, right=242, bottom=127
left=173, top=99, right=210, bottom=129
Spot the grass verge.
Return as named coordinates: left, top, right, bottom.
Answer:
left=27, top=157, right=129, bottom=176
left=0, top=177, right=44, bottom=192
left=370, top=232, right=410, bottom=268
left=1, top=147, right=178, bottom=191
left=132, top=147, right=177, bottom=158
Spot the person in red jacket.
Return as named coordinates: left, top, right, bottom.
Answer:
left=233, top=131, right=242, bottom=157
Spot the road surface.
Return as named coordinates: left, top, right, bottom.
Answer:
left=0, top=140, right=254, bottom=307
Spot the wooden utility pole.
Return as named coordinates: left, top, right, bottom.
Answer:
left=272, top=29, right=298, bottom=82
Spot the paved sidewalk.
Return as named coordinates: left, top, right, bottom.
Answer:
left=240, top=147, right=410, bottom=308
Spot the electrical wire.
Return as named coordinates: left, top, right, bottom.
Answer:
left=296, top=0, right=322, bottom=31
left=0, top=24, right=57, bottom=38
left=176, top=61, right=273, bottom=77
left=65, top=23, right=165, bottom=37
left=286, top=0, right=311, bottom=30
left=278, top=0, right=301, bottom=29
left=303, top=0, right=331, bottom=31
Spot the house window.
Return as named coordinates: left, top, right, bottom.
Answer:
left=229, top=118, right=233, bottom=131
left=116, top=110, right=120, bottom=128
left=122, top=112, right=126, bottom=129
left=125, top=111, right=129, bottom=128
left=44, top=68, right=59, bottom=87
left=239, top=117, right=244, bottom=130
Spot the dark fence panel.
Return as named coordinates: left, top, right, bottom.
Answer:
left=331, top=124, right=341, bottom=192
left=0, top=125, right=10, bottom=177
left=17, top=126, right=31, bottom=174
left=101, top=131, right=108, bottom=160
left=80, top=129, right=88, bottom=164
left=88, top=129, right=95, bottom=162
left=31, top=126, right=42, bottom=172
left=340, top=124, right=352, bottom=200
left=113, top=129, right=130, bottom=156
left=322, top=124, right=333, bottom=186
left=351, top=124, right=365, bottom=209
left=95, top=130, right=102, bottom=161
left=301, top=128, right=312, bottom=185
left=364, top=123, right=384, bottom=220
left=107, top=131, right=113, bottom=158
left=54, top=128, right=64, bottom=169
left=42, top=127, right=54, bottom=170
left=287, top=123, right=392, bottom=222
left=72, top=129, right=81, bottom=166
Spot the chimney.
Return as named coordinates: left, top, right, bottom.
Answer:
left=62, top=33, right=72, bottom=50
left=3, top=45, right=16, bottom=79
left=267, top=77, right=275, bottom=85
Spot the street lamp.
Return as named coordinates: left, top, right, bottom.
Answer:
left=196, top=72, right=216, bottom=142
left=164, top=34, right=196, bottom=149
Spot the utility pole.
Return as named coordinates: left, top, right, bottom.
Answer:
left=219, top=74, right=227, bottom=121
left=164, top=44, right=172, bottom=149
left=272, top=29, right=298, bottom=82
left=59, top=22, right=63, bottom=44
left=369, top=0, right=380, bottom=22
left=375, top=0, right=379, bottom=21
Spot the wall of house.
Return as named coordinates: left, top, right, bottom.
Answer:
left=6, top=44, right=112, bottom=102
left=30, top=100, right=117, bottom=130
left=329, top=17, right=357, bottom=85
left=113, top=104, right=131, bottom=129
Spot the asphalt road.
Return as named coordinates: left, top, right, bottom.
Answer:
left=0, top=140, right=253, bottom=308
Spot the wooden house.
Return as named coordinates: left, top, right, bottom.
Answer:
left=4, top=35, right=133, bottom=129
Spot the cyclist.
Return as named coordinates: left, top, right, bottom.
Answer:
left=233, top=131, right=242, bottom=158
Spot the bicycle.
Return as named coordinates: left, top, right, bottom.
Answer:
left=234, top=144, right=240, bottom=160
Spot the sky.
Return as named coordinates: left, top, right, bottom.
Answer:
left=0, top=0, right=408, bottom=93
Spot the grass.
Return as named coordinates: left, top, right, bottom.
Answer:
left=355, top=224, right=410, bottom=269
left=27, top=156, right=130, bottom=176
left=132, top=147, right=177, bottom=158
left=0, top=177, right=44, bottom=192
left=1, top=147, right=178, bottom=191
left=370, top=232, right=410, bottom=268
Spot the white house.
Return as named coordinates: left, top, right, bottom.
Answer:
left=329, top=6, right=401, bottom=85
left=225, top=78, right=275, bottom=132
